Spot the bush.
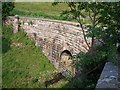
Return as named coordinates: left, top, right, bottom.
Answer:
left=73, top=44, right=116, bottom=88
left=2, top=2, right=15, bottom=21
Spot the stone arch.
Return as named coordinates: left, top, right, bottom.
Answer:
left=59, top=50, right=73, bottom=71
left=60, top=50, right=72, bottom=60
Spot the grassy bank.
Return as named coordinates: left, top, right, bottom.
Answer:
left=12, top=2, right=74, bottom=21
left=14, top=3, right=68, bottom=15
left=12, top=2, right=91, bottom=23
left=2, top=25, right=68, bottom=88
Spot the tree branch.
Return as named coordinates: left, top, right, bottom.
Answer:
left=86, top=63, right=102, bottom=75
left=88, top=9, right=93, bottom=22
left=68, top=3, right=91, bottom=49
left=77, top=16, right=91, bottom=49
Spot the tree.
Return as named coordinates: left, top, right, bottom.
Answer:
left=53, top=2, right=120, bottom=50
left=2, top=2, right=15, bottom=21
left=53, top=2, right=102, bottom=49
left=98, top=2, right=120, bottom=45
left=52, top=2, right=120, bottom=88
left=53, top=1, right=120, bottom=77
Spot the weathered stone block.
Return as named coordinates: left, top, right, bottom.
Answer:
left=96, top=62, right=120, bottom=89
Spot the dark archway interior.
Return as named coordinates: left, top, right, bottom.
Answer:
left=59, top=50, right=73, bottom=71
left=117, top=45, right=120, bottom=54
left=60, top=50, right=72, bottom=59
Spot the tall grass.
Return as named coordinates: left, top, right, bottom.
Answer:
left=2, top=25, right=63, bottom=88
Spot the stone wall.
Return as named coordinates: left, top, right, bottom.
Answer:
left=6, top=16, right=92, bottom=69
left=95, top=62, right=120, bottom=89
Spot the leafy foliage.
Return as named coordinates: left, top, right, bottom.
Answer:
left=54, top=2, right=120, bottom=88
left=98, top=2, right=120, bottom=45
left=2, top=2, right=15, bottom=21
left=53, top=2, right=120, bottom=48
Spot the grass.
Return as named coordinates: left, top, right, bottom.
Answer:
left=12, top=2, right=91, bottom=23
left=12, top=2, right=74, bottom=21
left=2, top=25, right=68, bottom=88
left=12, top=9, right=73, bottom=21
left=14, top=3, right=68, bottom=15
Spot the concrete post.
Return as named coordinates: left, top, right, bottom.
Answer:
left=13, top=15, right=19, bottom=34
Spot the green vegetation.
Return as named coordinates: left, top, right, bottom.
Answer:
left=2, top=25, right=68, bottom=88
left=14, top=3, right=68, bottom=15
left=0, top=2, right=2, bottom=87
left=2, top=2, right=120, bottom=88
left=12, top=3, right=74, bottom=21
left=2, top=2, right=14, bottom=21
left=54, top=2, right=120, bottom=88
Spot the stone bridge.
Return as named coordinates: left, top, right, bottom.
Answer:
left=6, top=16, right=92, bottom=72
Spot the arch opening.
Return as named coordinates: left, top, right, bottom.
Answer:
left=60, top=50, right=72, bottom=60
left=59, top=50, right=73, bottom=73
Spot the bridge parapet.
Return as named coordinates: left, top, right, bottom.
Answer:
left=96, top=62, right=120, bottom=89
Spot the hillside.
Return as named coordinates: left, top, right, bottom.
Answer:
left=14, top=2, right=68, bottom=15
left=12, top=2, right=72, bottom=21
left=12, top=2, right=90, bottom=23
left=2, top=25, right=68, bottom=88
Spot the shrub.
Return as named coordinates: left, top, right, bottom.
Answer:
left=2, top=2, right=15, bottom=21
